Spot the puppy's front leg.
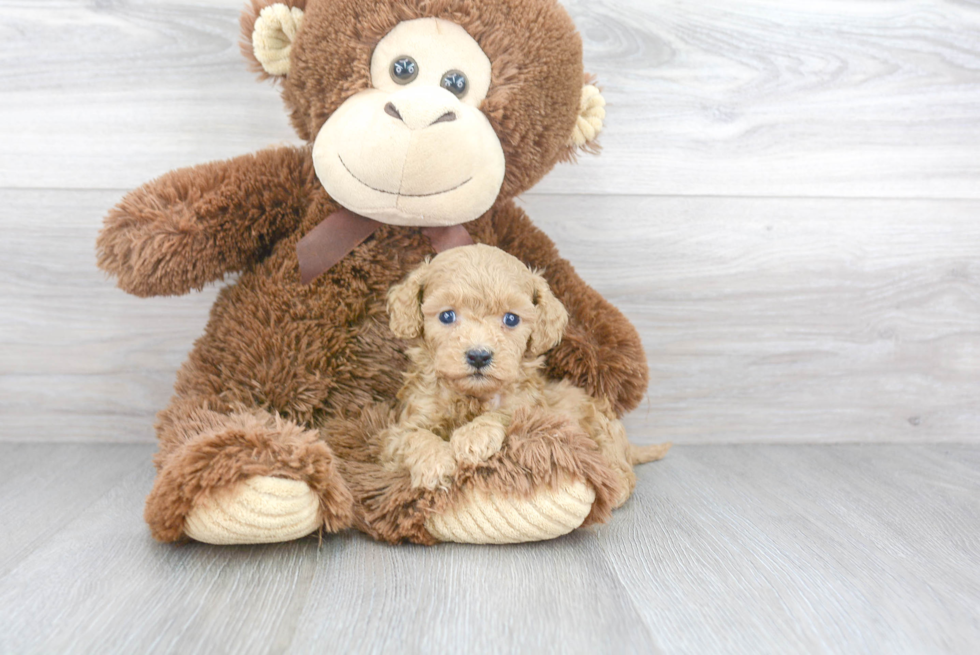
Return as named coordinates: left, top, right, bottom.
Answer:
left=451, top=414, right=508, bottom=465
left=384, top=427, right=457, bottom=490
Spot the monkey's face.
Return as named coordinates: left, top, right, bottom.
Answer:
left=247, top=0, right=602, bottom=224
left=312, top=18, right=506, bottom=227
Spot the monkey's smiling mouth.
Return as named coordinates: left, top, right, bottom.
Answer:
left=338, top=155, right=472, bottom=198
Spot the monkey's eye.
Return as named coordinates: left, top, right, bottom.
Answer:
left=439, top=310, right=457, bottom=325
left=390, top=56, right=419, bottom=84
left=503, top=313, right=521, bottom=328
left=440, top=70, right=468, bottom=98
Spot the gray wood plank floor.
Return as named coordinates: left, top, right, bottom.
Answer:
left=0, top=443, right=977, bottom=655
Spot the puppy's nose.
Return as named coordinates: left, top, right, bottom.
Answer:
left=465, top=348, right=493, bottom=370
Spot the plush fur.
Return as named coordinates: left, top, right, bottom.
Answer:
left=97, top=0, right=651, bottom=543
left=147, top=402, right=353, bottom=541
left=248, top=0, right=589, bottom=194
left=325, top=404, right=626, bottom=544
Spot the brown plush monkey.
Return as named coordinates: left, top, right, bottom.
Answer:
left=97, top=0, right=651, bottom=545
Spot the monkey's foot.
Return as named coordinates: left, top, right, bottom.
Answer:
left=145, top=405, right=353, bottom=543
left=327, top=405, right=624, bottom=546
left=425, top=477, right=596, bottom=544
left=183, top=476, right=321, bottom=545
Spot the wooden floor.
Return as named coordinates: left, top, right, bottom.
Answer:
left=2, top=0, right=980, bottom=653
left=0, top=443, right=977, bottom=654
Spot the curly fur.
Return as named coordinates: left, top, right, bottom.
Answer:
left=145, top=403, right=353, bottom=542
left=324, top=403, right=625, bottom=544
left=380, top=245, right=667, bottom=505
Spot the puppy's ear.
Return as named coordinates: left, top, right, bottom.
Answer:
left=387, top=262, right=429, bottom=339
left=528, top=273, right=569, bottom=357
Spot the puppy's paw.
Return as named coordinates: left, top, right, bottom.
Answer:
left=451, top=417, right=507, bottom=465
left=406, top=443, right=457, bottom=490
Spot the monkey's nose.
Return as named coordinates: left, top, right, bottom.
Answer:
left=430, top=111, right=457, bottom=125
left=465, top=348, right=493, bottom=370
left=384, top=102, right=403, bottom=122
left=386, top=101, right=457, bottom=128
left=384, top=87, right=462, bottom=130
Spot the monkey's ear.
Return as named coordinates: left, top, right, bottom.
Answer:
left=387, top=262, right=430, bottom=340
left=528, top=273, right=569, bottom=357
left=241, top=1, right=305, bottom=79
left=566, top=82, right=607, bottom=155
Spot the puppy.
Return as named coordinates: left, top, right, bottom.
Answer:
left=383, top=244, right=669, bottom=504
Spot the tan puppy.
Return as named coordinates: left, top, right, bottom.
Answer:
left=383, top=244, right=669, bottom=504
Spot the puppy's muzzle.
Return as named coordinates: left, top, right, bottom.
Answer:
left=465, top=348, right=493, bottom=370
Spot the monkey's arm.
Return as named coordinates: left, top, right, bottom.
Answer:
left=97, top=146, right=317, bottom=297
left=489, top=203, right=649, bottom=416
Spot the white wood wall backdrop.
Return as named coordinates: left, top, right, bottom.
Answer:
left=2, top=0, right=979, bottom=197
left=1, top=0, right=979, bottom=443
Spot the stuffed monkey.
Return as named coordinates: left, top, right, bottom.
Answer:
left=97, top=0, right=649, bottom=545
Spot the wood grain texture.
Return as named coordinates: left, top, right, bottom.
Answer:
left=520, top=194, right=980, bottom=444
left=1, top=0, right=978, bottom=197
left=3, top=189, right=977, bottom=444
left=602, top=444, right=980, bottom=654
left=0, top=443, right=977, bottom=654
left=0, top=443, right=150, bottom=577
left=0, top=188, right=219, bottom=442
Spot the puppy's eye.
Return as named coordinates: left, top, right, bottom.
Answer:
left=391, top=56, right=418, bottom=84
left=440, top=70, right=468, bottom=97
left=503, top=313, right=521, bottom=328
left=439, top=310, right=457, bottom=325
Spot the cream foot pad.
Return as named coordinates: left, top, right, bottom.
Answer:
left=425, top=479, right=596, bottom=544
left=184, top=476, right=320, bottom=545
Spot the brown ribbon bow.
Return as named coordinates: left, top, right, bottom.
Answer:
left=296, top=208, right=474, bottom=285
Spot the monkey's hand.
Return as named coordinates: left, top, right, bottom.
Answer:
left=96, top=146, right=316, bottom=297
left=450, top=414, right=507, bottom=465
